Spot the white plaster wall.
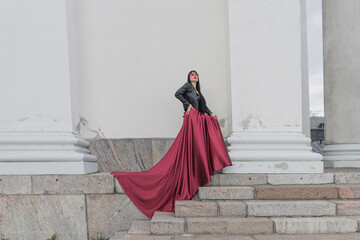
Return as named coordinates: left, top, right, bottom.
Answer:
left=0, top=0, right=74, bottom=132
left=228, top=0, right=306, bottom=133
left=73, top=0, right=230, bottom=138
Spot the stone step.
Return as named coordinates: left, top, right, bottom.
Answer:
left=331, top=200, right=360, bottom=215
left=255, top=185, right=341, bottom=200
left=151, top=212, right=185, bottom=235
left=251, top=233, right=360, bottom=240
left=205, top=171, right=360, bottom=186
left=185, top=216, right=273, bottom=235
left=198, top=184, right=360, bottom=200
left=175, top=199, right=337, bottom=217
left=271, top=216, right=359, bottom=234
left=128, top=219, right=151, bottom=234
left=174, top=200, right=218, bottom=217
left=245, top=200, right=336, bottom=217
left=151, top=211, right=273, bottom=235
left=175, top=233, right=360, bottom=240
left=120, top=232, right=360, bottom=240
left=123, top=213, right=360, bottom=238
left=198, top=186, right=254, bottom=200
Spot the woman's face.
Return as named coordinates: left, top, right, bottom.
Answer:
left=189, top=72, right=199, bottom=82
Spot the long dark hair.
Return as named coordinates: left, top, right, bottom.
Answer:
left=187, top=70, right=207, bottom=114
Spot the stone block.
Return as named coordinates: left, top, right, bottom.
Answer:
left=0, top=175, right=31, bottom=194
left=331, top=200, right=360, bottom=215
left=218, top=200, right=246, bottom=216
left=0, top=195, right=87, bottom=239
left=245, top=200, right=336, bottom=216
left=271, top=216, right=358, bottom=234
left=186, top=217, right=273, bottom=235
left=86, top=194, right=148, bottom=239
left=89, top=138, right=153, bottom=172
left=198, top=186, right=254, bottom=200
left=175, top=200, right=218, bottom=217
left=335, top=173, right=360, bottom=184
left=255, top=185, right=338, bottom=199
left=152, top=138, right=175, bottom=166
left=151, top=212, right=184, bottom=235
left=32, top=172, right=114, bottom=194
left=267, top=173, right=333, bottom=185
left=337, top=185, right=360, bottom=199
left=253, top=233, right=360, bottom=240
left=128, top=219, right=151, bottom=234
left=219, top=173, right=267, bottom=185
left=205, top=174, right=220, bottom=186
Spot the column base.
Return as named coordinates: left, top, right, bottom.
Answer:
left=223, top=132, right=324, bottom=173
left=0, top=132, right=98, bottom=175
left=323, top=144, right=360, bottom=168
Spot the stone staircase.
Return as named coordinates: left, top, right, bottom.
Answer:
left=110, top=168, right=360, bottom=239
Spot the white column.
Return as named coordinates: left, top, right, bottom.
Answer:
left=0, top=0, right=97, bottom=174
left=223, top=0, right=322, bottom=173
left=322, top=0, right=360, bottom=167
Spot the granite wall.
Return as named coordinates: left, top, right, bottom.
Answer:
left=0, top=172, right=148, bottom=240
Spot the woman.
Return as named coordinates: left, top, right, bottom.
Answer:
left=110, top=70, right=232, bottom=219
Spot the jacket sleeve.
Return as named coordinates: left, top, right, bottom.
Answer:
left=175, top=83, right=191, bottom=109
left=205, top=105, right=213, bottom=115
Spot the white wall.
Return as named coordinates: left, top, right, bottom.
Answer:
left=73, top=0, right=231, bottom=138
left=228, top=0, right=308, bottom=134
left=0, top=0, right=74, bottom=132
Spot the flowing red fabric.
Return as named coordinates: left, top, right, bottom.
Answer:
left=110, top=108, right=232, bottom=219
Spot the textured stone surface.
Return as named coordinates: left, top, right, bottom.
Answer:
left=205, top=174, right=220, bottom=186
left=335, top=173, right=360, bottom=184
left=86, top=194, right=148, bottom=239
left=128, top=219, right=151, bottom=234
left=337, top=185, right=360, bottom=198
left=0, top=175, right=31, bottom=194
left=246, top=200, right=336, bottom=216
left=267, top=173, right=334, bottom=185
left=186, top=217, right=273, bottom=234
left=32, top=172, right=114, bottom=194
left=219, top=173, right=267, bottom=185
left=151, top=212, right=184, bottom=235
left=123, top=234, right=172, bottom=240
left=255, top=185, right=339, bottom=199
left=175, top=200, right=218, bottom=217
left=109, top=231, right=127, bottom=240
left=0, top=195, right=87, bottom=240
left=152, top=138, right=175, bottom=166
left=114, top=176, right=125, bottom=193
left=271, top=216, right=358, bottom=234
left=89, top=138, right=153, bottom=172
left=253, top=233, right=360, bottom=240
left=218, top=200, right=246, bottom=216
left=198, top=186, right=254, bottom=200
left=331, top=200, right=360, bottom=215
left=175, top=235, right=254, bottom=240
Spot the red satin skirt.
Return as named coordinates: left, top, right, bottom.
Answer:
left=110, top=108, right=232, bottom=219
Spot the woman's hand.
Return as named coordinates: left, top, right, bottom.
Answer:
left=210, top=113, right=217, bottom=119
left=186, top=104, right=194, bottom=114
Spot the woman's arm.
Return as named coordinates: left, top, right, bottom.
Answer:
left=175, top=83, right=191, bottom=109
left=205, top=105, right=213, bottom=115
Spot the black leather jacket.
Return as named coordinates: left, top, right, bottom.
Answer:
left=175, top=82, right=213, bottom=115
